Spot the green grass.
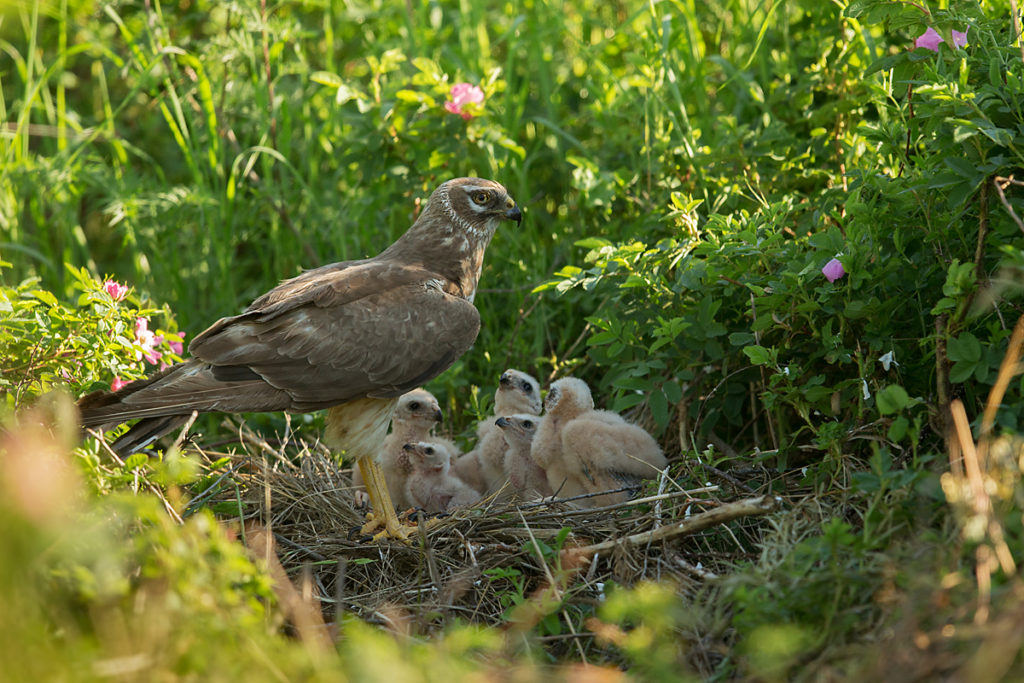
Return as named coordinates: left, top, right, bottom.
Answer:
left=3, top=0, right=1024, bottom=679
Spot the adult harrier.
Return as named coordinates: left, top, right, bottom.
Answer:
left=78, top=177, right=521, bottom=540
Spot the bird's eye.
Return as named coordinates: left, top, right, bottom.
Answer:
left=409, top=402, right=420, bottom=410
left=424, top=447, right=434, bottom=455
left=521, top=381, right=533, bottom=392
left=523, top=420, right=534, bottom=429
left=472, top=191, right=490, bottom=204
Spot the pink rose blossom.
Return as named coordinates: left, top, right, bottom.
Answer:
left=104, top=280, right=129, bottom=301
left=915, top=27, right=968, bottom=52
left=822, top=258, right=846, bottom=283
left=167, top=333, right=185, bottom=356
left=444, top=82, right=484, bottom=120
left=134, top=317, right=163, bottom=365
left=111, top=376, right=127, bottom=392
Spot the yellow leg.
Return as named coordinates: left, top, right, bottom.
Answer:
left=357, top=458, right=416, bottom=543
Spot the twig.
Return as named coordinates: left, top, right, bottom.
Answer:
left=87, top=428, right=184, bottom=524
left=418, top=512, right=442, bottom=593
left=564, top=495, right=780, bottom=558
left=509, top=484, right=719, bottom=515
left=274, top=533, right=328, bottom=562
left=993, top=175, right=1024, bottom=235
left=673, top=555, right=719, bottom=580
left=334, top=557, right=348, bottom=626
left=170, top=410, right=199, bottom=453
left=248, top=525, right=331, bottom=653
left=935, top=314, right=953, bottom=448
left=1011, top=0, right=1024, bottom=64
left=981, top=315, right=1024, bottom=438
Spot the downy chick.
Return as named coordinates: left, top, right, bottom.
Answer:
left=352, top=388, right=442, bottom=510
left=403, top=440, right=479, bottom=513
left=496, top=414, right=552, bottom=499
left=462, top=369, right=542, bottom=497
left=533, top=377, right=667, bottom=508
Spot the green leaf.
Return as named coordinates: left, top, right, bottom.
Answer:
left=888, top=416, right=910, bottom=441
left=575, top=237, right=613, bottom=250
left=743, top=345, right=772, bottom=365
left=650, top=389, right=669, bottom=428
left=876, top=384, right=909, bottom=415
left=947, top=332, right=981, bottom=363
left=663, top=381, right=683, bottom=404
left=729, top=332, right=756, bottom=346
left=310, top=70, right=343, bottom=88
left=949, top=360, right=976, bottom=384
left=31, top=290, right=58, bottom=306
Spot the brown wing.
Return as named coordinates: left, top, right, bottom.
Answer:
left=189, top=261, right=480, bottom=411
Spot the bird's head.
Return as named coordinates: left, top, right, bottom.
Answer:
left=429, top=177, right=521, bottom=238
left=543, top=377, right=594, bottom=417
left=394, top=388, right=443, bottom=429
left=403, top=440, right=448, bottom=472
left=495, top=414, right=538, bottom=443
left=496, top=368, right=541, bottom=414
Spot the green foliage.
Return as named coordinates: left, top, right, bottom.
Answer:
left=0, top=263, right=182, bottom=408
left=3, top=0, right=1024, bottom=678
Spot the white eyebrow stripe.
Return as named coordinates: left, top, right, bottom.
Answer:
left=460, top=184, right=496, bottom=193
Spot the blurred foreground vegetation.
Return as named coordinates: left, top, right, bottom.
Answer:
left=3, top=0, right=1024, bottom=679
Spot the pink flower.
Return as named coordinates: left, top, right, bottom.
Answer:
left=104, top=280, right=128, bottom=301
left=111, top=376, right=127, bottom=392
left=134, top=317, right=163, bottom=365
left=915, top=26, right=968, bottom=52
left=822, top=258, right=846, bottom=283
left=444, top=82, right=484, bottom=120
left=166, top=333, right=185, bottom=356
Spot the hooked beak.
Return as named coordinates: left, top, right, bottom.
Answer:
left=433, top=409, right=443, bottom=423
left=499, top=372, right=512, bottom=386
left=504, top=203, right=522, bottom=225
left=495, top=416, right=510, bottom=428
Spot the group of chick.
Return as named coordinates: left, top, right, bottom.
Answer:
left=352, top=369, right=669, bottom=515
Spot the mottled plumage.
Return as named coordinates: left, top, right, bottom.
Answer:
left=78, top=177, right=520, bottom=539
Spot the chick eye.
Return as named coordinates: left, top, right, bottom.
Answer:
left=424, top=447, right=434, bottom=455
left=409, top=402, right=420, bottom=410
left=521, top=381, right=533, bottom=392
left=523, top=420, right=534, bottom=429
left=472, top=191, right=490, bottom=204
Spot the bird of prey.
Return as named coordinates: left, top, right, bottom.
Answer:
left=458, top=368, right=541, bottom=497
left=495, top=413, right=552, bottom=499
left=78, top=177, right=521, bottom=540
left=402, top=441, right=479, bottom=513
left=532, top=377, right=667, bottom=508
left=351, top=388, right=444, bottom=510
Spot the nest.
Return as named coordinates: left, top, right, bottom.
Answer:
left=199, top=421, right=778, bottom=663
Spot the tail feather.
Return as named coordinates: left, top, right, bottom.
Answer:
left=78, top=359, right=293, bottom=454
left=110, top=415, right=192, bottom=455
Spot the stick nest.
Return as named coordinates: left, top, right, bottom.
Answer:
left=204, top=423, right=778, bottom=650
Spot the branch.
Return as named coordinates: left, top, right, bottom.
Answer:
left=563, top=495, right=779, bottom=559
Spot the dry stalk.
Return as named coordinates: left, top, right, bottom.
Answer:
left=563, top=495, right=780, bottom=559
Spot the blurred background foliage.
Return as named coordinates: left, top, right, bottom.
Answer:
left=3, top=0, right=1024, bottom=679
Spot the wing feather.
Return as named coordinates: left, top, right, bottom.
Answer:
left=187, top=262, right=480, bottom=411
